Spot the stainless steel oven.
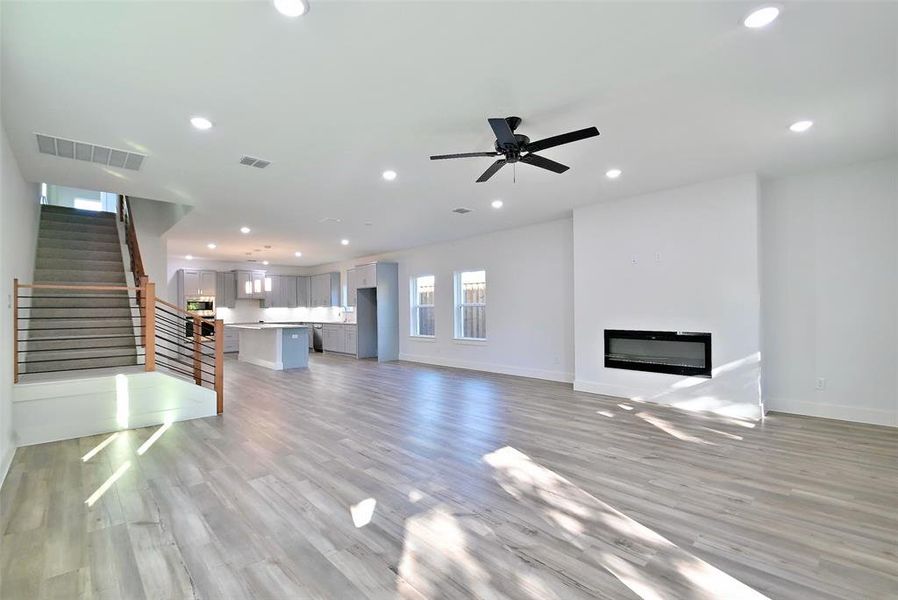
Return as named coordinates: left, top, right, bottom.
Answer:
left=185, top=297, right=215, bottom=338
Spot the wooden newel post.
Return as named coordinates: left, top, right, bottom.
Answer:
left=138, top=276, right=148, bottom=347
left=214, top=319, right=224, bottom=414
left=12, top=278, right=18, bottom=384
left=144, top=281, right=156, bottom=372
left=193, top=317, right=202, bottom=385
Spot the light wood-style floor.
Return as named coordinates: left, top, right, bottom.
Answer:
left=2, top=354, right=896, bottom=599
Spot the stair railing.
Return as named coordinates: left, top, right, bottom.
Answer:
left=118, top=195, right=146, bottom=304
left=13, top=278, right=223, bottom=414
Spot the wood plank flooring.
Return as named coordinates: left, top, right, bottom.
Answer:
left=1, top=353, right=896, bottom=599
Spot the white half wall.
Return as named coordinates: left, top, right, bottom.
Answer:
left=12, top=370, right=217, bottom=446
left=312, top=218, right=576, bottom=382
left=761, top=157, right=898, bottom=426
left=0, top=122, right=40, bottom=483
left=573, top=174, right=762, bottom=420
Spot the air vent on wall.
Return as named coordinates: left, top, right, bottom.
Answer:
left=35, top=133, right=146, bottom=171
left=452, top=207, right=473, bottom=214
left=239, top=155, right=271, bottom=169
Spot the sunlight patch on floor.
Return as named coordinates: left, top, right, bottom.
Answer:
left=483, top=446, right=769, bottom=600
left=85, top=461, right=131, bottom=507
left=81, top=431, right=120, bottom=462
left=137, top=421, right=173, bottom=456
left=636, top=412, right=715, bottom=445
left=350, top=497, right=377, bottom=527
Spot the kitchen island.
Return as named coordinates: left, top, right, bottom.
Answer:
left=229, top=323, right=310, bottom=370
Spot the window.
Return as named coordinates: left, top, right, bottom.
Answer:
left=411, top=275, right=435, bottom=337
left=73, top=197, right=102, bottom=211
left=454, top=270, right=486, bottom=340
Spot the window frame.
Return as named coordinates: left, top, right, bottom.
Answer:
left=410, top=274, right=436, bottom=338
left=453, top=269, right=487, bottom=341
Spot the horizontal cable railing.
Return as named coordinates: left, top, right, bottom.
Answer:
left=13, top=278, right=223, bottom=414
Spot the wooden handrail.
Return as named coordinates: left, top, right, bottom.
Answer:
left=17, top=283, right=145, bottom=292
left=121, top=196, right=147, bottom=283
left=155, top=297, right=216, bottom=322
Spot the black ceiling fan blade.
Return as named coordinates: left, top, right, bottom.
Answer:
left=476, top=159, right=507, bottom=183
left=430, top=152, right=500, bottom=160
left=520, top=153, right=569, bottom=174
left=524, top=126, right=599, bottom=153
left=488, top=118, right=519, bottom=150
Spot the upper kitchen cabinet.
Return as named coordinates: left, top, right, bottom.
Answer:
left=347, top=262, right=377, bottom=308
left=235, top=270, right=267, bottom=299
left=282, top=275, right=299, bottom=308
left=310, top=272, right=340, bottom=307
left=217, top=271, right=237, bottom=308
left=177, top=269, right=217, bottom=302
left=296, top=276, right=311, bottom=307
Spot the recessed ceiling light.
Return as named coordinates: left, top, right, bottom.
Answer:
left=491, top=199, right=504, bottom=209
left=207, top=243, right=217, bottom=249
left=240, top=226, right=251, bottom=234
left=273, top=0, right=308, bottom=17
left=190, top=116, right=213, bottom=130
left=294, top=251, right=302, bottom=257
left=789, top=120, right=814, bottom=133
left=382, top=170, right=397, bottom=181
left=341, top=239, right=350, bottom=246
left=185, top=255, right=193, bottom=260
left=605, top=168, right=622, bottom=179
left=743, top=6, right=780, bottom=28
left=263, top=260, right=270, bottom=265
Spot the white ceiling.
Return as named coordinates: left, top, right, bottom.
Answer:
left=2, top=1, right=895, bottom=266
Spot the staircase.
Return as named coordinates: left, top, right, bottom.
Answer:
left=21, top=205, right=139, bottom=375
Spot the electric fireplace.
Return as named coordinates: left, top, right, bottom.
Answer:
left=604, top=329, right=712, bottom=377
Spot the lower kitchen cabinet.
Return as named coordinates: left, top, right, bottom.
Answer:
left=322, top=324, right=356, bottom=355
left=223, top=326, right=239, bottom=353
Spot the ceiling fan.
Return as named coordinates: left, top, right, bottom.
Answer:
left=430, top=116, right=599, bottom=183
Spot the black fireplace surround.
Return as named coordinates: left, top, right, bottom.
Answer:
left=604, top=329, right=712, bottom=377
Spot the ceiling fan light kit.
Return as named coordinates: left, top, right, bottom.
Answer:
left=430, top=116, right=600, bottom=182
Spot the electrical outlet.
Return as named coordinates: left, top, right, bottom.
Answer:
left=815, top=377, right=826, bottom=391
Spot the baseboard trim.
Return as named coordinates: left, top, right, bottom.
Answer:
left=0, top=445, right=15, bottom=489
left=398, top=353, right=574, bottom=383
left=765, top=399, right=896, bottom=427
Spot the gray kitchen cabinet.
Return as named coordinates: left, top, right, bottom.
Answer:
left=217, top=272, right=237, bottom=308
left=323, top=323, right=356, bottom=355
left=261, top=275, right=281, bottom=307
left=182, top=270, right=200, bottom=296
left=200, top=270, right=217, bottom=296
left=223, top=326, right=239, bottom=353
left=296, top=276, right=310, bottom=307
left=311, top=272, right=340, bottom=307
left=346, top=268, right=357, bottom=308
left=235, top=271, right=253, bottom=299
left=282, top=276, right=298, bottom=308
left=322, top=324, right=343, bottom=353
left=355, top=263, right=376, bottom=289
left=345, top=325, right=357, bottom=356
left=177, top=269, right=218, bottom=308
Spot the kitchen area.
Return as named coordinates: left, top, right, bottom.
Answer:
left=176, top=262, right=398, bottom=369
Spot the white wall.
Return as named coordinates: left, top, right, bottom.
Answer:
left=573, top=174, right=762, bottom=420
left=0, top=122, right=41, bottom=482
left=46, top=184, right=117, bottom=212
left=761, top=157, right=897, bottom=426
left=313, top=218, right=576, bottom=382
left=128, top=196, right=191, bottom=301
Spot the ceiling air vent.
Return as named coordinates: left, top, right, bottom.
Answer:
left=35, top=133, right=146, bottom=171
left=239, top=155, right=271, bottom=169
left=452, top=207, right=473, bottom=214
